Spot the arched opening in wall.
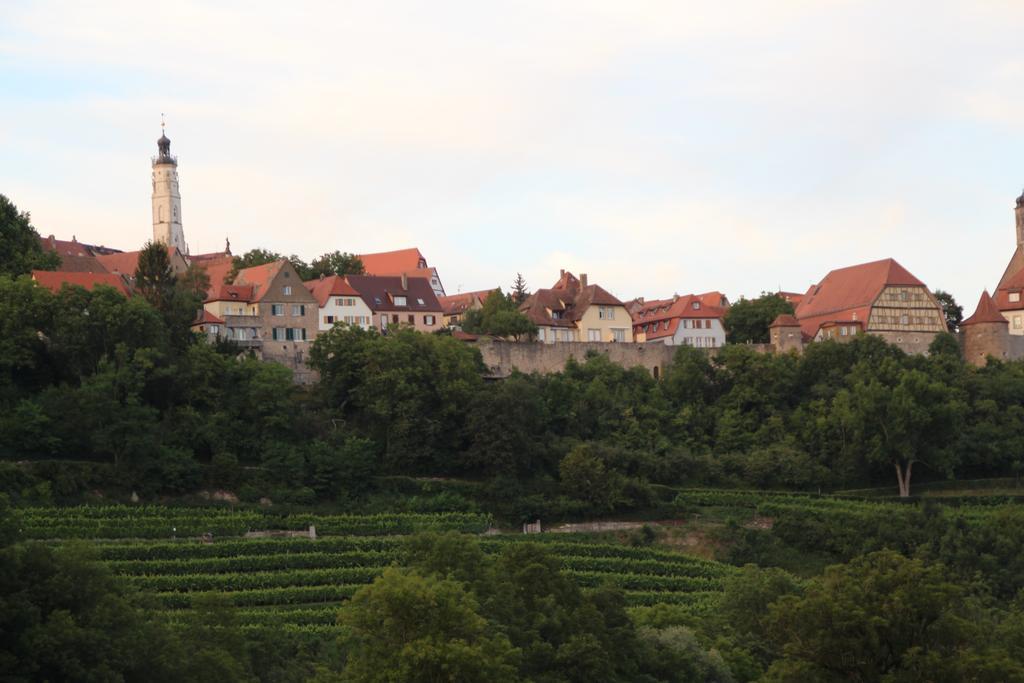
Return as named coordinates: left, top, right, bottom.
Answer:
left=653, top=366, right=660, bottom=380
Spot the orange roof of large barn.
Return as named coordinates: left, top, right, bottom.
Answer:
left=794, top=258, right=925, bottom=337
left=303, top=274, right=361, bottom=307
left=358, top=248, right=427, bottom=275
left=32, top=270, right=129, bottom=296
left=962, top=290, right=1008, bottom=326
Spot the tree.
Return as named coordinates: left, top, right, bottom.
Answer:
left=833, top=363, right=967, bottom=497
left=461, top=290, right=536, bottom=340
left=309, top=251, right=364, bottom=278
left=933, top=289, right=963, bottom=332
left=0, top=194, right=60, bottom=277
left=764, top=551, right=1024, bottom=682
left=227, top=248, right=280, bottom=283
left=135, top=241, right=176, bottom=311
left=337, top=568, right=519, bottom=683
left=510, top=273, right=529, bottom=304
left=725, top=293, right=794, bottom=344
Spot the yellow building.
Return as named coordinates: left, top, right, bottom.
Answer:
left=520, top=270, right=632, bottom=343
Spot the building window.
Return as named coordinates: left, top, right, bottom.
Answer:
left=283, top=286, right=292, bottom=295
left=1015, top=316, right=1022, bottom=329
left=598, top=306, right=615, bottom=320
left=408, top=314, right=414, bottom=324
left=394, top=295, right=407, bottom=306
left=272, top=304, right=284, bottom=316
left=425, top=315, right=436, bottom=325
left=325, top=315, right=334, bottom=324
left=900, top=314, right=909, bottom=325
left=1011, top=292, right=1021, bottom=303
left=612, top=328, right=626, bottom=343
left=537, top=328, right=546, bottom=342
left=417, top=298, right=425, bottom=305
left=209, top=325, right=219, bottom=335
left=272, top=327, right=286, bottom=340
left=291, top=304, right=305, bottom=316
left=899, top=291, right=907, bottom=301
left=840, top=326, right=848, bottom=336
left=392, top=314, right=399, bottom=324
left=588, top=329, right=601, bottom=341
left=692, top=301, right=700, bottom=310
left=551, top=310, right=563, bottom=320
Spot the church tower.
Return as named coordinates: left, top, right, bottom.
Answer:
left=151, top=122, right=186, bottom=253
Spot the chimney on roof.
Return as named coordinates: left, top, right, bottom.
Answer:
left=401, top=272, right=408, bottom=290
left=319, top=272, right=325, bottom=280
left=580, top=273, right=588, bottom=288
left=560, top=269, right=565, bottom=278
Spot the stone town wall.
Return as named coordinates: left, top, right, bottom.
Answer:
left=870, top=331, right=941, bottom=356
left=475, top=340, right=774, bottom=378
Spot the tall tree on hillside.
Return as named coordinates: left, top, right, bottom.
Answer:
left=0, top=194, right=60, bottom=276
left=833, top=362, right=966, bottom=497
left=725, top=293, right=795, bottom=344
left=933, top=289, right=963, bottom=332
left=510, top=273, right=529, bottom=304
left=310, top=251, right=364, bottom=278
left=135, top=241, right=176, bottom=311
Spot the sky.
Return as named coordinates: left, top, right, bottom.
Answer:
left=3, top=1, right=1024, bottom=308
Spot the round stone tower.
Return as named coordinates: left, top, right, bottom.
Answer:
left=961, top=290, right=1009, bottom=366
left=151, top=122, right=186, bottom=253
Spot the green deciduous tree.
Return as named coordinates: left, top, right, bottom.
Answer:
left=725, top=293, right=795, bottom=344
left=338, top=568, right=519, bottom=683
left=0, top=195, right=60, bottom=277
left=461, top=289, right=537, bottom=340
left=309, top=251, right=364, bottom=277
left=764, top=551, right=1024, bottom=682
left=933, top=289, right=963, bottom=332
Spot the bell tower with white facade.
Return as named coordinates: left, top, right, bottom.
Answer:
left=151, top=119, right=186, bottom=252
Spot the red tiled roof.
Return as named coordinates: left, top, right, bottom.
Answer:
left=520, top=270, right=626, bottom=327
left=794, top=258, right=925, bottom=337
left=95, top=246, right=184, bottom=276
left=303, top=274, right=361, bottom=307
left=359, top=248, right=427, bottom=275
left=192, top=309, right=225, bottom=326
left=346, top=275, right=442, bottom=312
left=697, top=291, right=729, bottom=308
left=770, top=313, right=800, bottom=328
left=963, top=290, right=1008, bottom=326
left=38, top=235, right=111, bottom=273
left=193, top=254, right=235, bottom=298
left=630, top=294, right=726, bottom=341
left=438, top=289, right=498, bottom=316
left=207, top=284, right=255, bottom=303
left=233, top=260, right=285, bottom=303
left=32, top=270, right=129, bottom=296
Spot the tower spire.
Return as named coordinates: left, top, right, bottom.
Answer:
left=152, top=120, right=185, bottom=252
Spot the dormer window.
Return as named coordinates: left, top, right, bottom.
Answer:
left=692, top=302, right=701, bottom=310
left=1011, top=292, right=1021, bottom=303
left=551, top=310, right=563, bottom=320
left=394, top=295, right=407, bottom=306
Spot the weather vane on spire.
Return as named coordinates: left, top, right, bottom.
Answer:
left=161, top=113, right=166, bottom=133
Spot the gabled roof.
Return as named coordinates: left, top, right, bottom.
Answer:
left=32, top=270, right=129, bottom=296
left=38, top=235, right=112, bottom=273
left=630, top=293, right=727, bottom=340
left=359, top=248, right=428, bottom=275
left=192, top=309, right=225, bottom=327
left=303, top=275, right=361, bottom=307
left=519, top=270, right=626, bottom=327
left=192, top=254, right=235, bottom=298
left=438, top=289, right=498, bottom=316
left=233, top=260, right=285, bottom=303
left=346, top=275, right=442, bottom=313
left=95, top=246, right=186, bottom=276
left=794, top=258, right=926, bottom=337
left=963, top=290, right=1008, bottom=326
left=207, top=284, right=255, bottom=303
